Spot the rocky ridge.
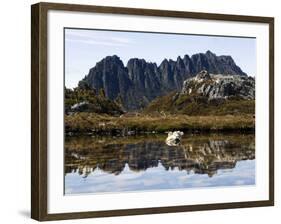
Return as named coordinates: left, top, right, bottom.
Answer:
left=79, top=51, right=247, bottom=110
left=143, top=70, right=255, bottom=115
left=181, top=70, right=255, bottom=100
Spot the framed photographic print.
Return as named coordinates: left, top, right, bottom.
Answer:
left=31, top=2, right=274, bottom=221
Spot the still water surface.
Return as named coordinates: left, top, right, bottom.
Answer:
left=65, top=133, right=255, bottom=194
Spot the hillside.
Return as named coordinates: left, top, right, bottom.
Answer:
left=143, top=70, right=255, bottom=116
left=65, top=84, right=123, bottom=116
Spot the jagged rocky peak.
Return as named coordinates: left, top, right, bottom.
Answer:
left=92, top=55, right=125, bottom=70
left=181, top=70, right=255, bottom=100
left=80, top=55, right=131, bottom=101
left=127, top=58, right=146, bottom=67
left=80, top=51, right=248, bottom=110
left=127, top=58, right=158, bottom=79
left=103, top=54, right=123, bottom=63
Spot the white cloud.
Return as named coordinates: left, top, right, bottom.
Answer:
left=65, top=38, right=126, bottom=47
left=110, top=37, right=134, bottom=44
left=65, top=29, right=135, bottom=47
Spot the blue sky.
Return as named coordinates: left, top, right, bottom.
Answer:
left=65, top=28, right=256, bottom=88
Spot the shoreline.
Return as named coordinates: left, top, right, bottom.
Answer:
left=65, top=113, right=255, bottom=137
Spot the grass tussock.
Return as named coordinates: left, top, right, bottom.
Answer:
left=143, top=92, right=255, bottom=116
left=65, top=113, right=255, bottom=134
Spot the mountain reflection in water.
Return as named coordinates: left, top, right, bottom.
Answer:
left=65, top=134, right=255, bottom=194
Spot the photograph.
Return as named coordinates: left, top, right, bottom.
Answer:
left=64, top=28, right=256, bottom=195
left=30, top=2, right=274, bottom=221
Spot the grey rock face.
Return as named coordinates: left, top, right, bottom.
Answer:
left=191, top=51, right=247, bottom=76
left=81, top=55, right=132, bottom=100
left=194, top=70, right=211, bottom=81
left=181, top=70, right=255, bottom=100
left=79, top=51, right=248, bottom=110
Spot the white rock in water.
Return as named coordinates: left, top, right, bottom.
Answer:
left=166, top=131, right=184, bottom=146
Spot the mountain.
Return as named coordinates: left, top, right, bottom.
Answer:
left=143, top=70, right=255, bottom=116
left=79, top=51, right=247, bottom=110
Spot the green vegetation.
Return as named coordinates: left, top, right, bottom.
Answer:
left=65, top=112, right=254, bottom=135
left=64, top=82, right=255, bottom=135
left=65, top=86, right=123, bottom=115
left=143, top=92, right=255, bottom=116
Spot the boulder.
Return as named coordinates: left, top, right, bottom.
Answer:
left=166, top=131, right=184, bottom=146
